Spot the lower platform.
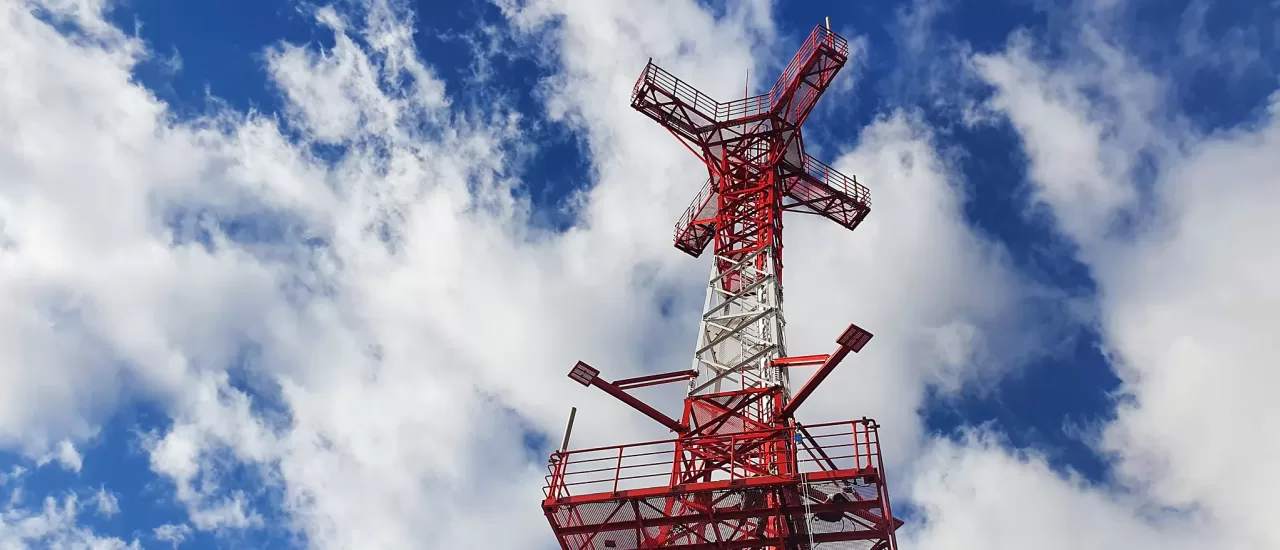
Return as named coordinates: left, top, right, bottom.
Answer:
left=542, top=420, right=901, bottom=550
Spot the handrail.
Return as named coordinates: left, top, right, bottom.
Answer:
left=672, top=178, right=716, bottom=241
left=767, top=25, right=847, bottom=111
left=801, top=154, right=870, bottom=207
left=633, top=25, right=849, bottom=125
left=632, top=62, right=724, bottom=121
left=544, top=418, right=882, bottom=500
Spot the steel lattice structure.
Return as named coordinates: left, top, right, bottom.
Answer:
left=543, top=24, right=903, bottom=550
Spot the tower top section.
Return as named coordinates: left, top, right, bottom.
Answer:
left=630, top=24, right=872, bottom=399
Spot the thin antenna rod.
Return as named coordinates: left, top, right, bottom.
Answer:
left=744, top=69, right=749, bottom=100
left=559, top=407, right=577, bottom=453
left=826, top=16, right=831, bottom=30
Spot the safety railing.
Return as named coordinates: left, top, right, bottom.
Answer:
left=634, top=61, right=771, bottom=123
left=767, top=25, right=849, bottom=113
left=794, top=154, right=871, bottom=207
left=672, top=178, right=716, bottom=242
left=544, top=419, right=883, bottom=501
left=632, top=62, right=723, bottom=123
left=719, top=94, right=773, bottom=121
left=633, top=26, right=849, bottom=125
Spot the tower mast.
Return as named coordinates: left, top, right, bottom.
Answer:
left=542, top=24, right=903, bottom=550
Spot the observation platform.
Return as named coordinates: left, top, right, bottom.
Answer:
left=542, top=419, right=901, bottom=550
left=630, top=25, right=873, bottom=259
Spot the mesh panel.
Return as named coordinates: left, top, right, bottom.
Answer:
left=691, top=401, right=718, bottom=431
left=548, top=477, right=894, bottom=550
left=689, top=394, right=763, bottom=437
left=785, top=480, right=884, bottom=550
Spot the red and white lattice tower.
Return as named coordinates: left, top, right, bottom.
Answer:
left=543, top=24, right=904, bottom=550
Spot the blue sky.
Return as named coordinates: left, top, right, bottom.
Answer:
left=1, top=0, right=1278, bottom=549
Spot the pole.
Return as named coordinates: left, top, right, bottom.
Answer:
left=560, top=407, right=578, bottom=453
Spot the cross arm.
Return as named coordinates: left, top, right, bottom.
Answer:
left=614, top=369, right=698, bottom=391
left=631, top=61, right=721, bottom=153
left=780, top=154, right=871, bottom=232
left=568, top=361, right=688, bottom=434
left=780, top=323, right=873, bottom=418
left=767, top=25, right=850, bottom=129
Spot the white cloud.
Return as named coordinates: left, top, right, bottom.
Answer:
left=54, top=441, right=82, bottom=473
left=0, top=489, right=139, bottom=550
left=906, top=432, right=1214, bottom=550
left=91, top=488, right=118, bottom=518
left=974, top=27, right=1161, bottom=247
left=904, top=3, right=1280, bottom=550
left=0, top=467, right=25, bottom=487
left=780, top=111, right=1054, bottom=467
left=1094, top=95, right=1280, bottom=549
left=153, top=523, right=192, bottom=548
left=35, top=440, right=82, bottom=473
left=1176, top=0, right=1269, bottom=78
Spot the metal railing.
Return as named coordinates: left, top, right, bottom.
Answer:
left=719, top=93, right=773, bottom=121
left=631, top=62, right=719, bottom=120
left=802, top=154, right=870, bottom=206
left=633, top=62, right=771, bottom=123
left=544, top=419, right=883, bottom=501
left=672, top=178, right=716, bottom=242
left=633, top=26, right=849, bottom=125
left=767, top=25, right=848, bottom=112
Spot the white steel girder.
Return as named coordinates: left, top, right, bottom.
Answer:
left=687, top=248, right=789, bottom=399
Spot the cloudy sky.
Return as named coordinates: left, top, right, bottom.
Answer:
left=1, top=0, right=1278, bottom=548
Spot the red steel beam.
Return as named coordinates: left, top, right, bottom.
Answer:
left=568, top=361, right=687, bottom=434
left=552, top=499, right=883, bottom=536
left=650, top=529, right=887, bottom=550
left=614, top=369, right=698, bottom=390
left=780, top=323, right=873, bottom=418
left=546, top=467, right=875, bottom=507
left=772, top=354, right=829, bottom=368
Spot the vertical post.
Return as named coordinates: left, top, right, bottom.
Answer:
left=826, top=16, right=831, bottom=30
left=853, top=420, right=863, bottom=470
left=729, top=435, right=737, bottom=482
left=560, top=407, right=578, bottom=453
left=613, top=446, right=624, bottom=493
left=787, top=427, right=795, bottom=474
left=873, top=421, right=897, bottom=550
left=552, top=451, right=568, bottom=500
left=862, top=419, right=871, bottom=470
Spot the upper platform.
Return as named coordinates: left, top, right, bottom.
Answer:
left=630, top=25, right=849, bottom=135
left=633, top=25, right=872, bottom=258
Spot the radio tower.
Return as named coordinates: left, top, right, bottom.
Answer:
left=542, top=23, right=904, bottom=550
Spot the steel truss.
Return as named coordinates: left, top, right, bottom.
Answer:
left=545, top=24, right=900, bottom=550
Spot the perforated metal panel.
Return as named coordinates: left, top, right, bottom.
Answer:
left=546, top=473, right=895, bottom=550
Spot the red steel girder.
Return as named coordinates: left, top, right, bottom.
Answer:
left=780, top=323, right=873, bottom=419
left=569, top=361, right=687, bottom=434
left=632, top=24, right=872, bottom=264
left=615, top=369, right=699, bottom=391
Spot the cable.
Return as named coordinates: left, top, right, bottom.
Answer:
left=800, top=471, right=817, bottom=549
